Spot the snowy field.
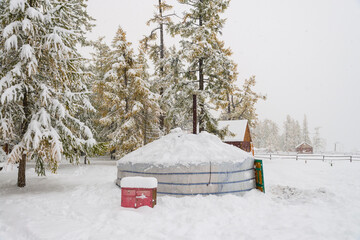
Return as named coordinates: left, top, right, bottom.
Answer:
left=1, top=158, right=360, bottom=240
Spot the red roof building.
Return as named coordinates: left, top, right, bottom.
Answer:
left=295, top=142, right=313, bottom=154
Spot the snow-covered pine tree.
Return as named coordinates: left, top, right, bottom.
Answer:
left=252, top=119, right=280, bottom=151
left=312, top=127, right=325, bottom=152
left=252, top=121, right=265, bottom=149
left=0, top=0, right=95, bottom=186
left=282, top=116, right=292, bottom=152
left=136, top=48, right=161, bottom=144
left=143, top=0, right=175, bottom=133
left=220, top=76, right=266, bottom=127
left=150, top=45, right=194, bottom=132
left=90, top=37, right=112, bottom=142
left=99, top=26, right=160, bottom=158
left=281, top=115, right=302, bottom=152
left=294, top=120, right=302, bottom=146
left=302, top=114, right=312, bottom=145
left=170, top=0, right=237, bottom=133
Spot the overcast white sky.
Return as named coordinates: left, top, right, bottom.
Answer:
left=84, top=0, right=360, bottom=152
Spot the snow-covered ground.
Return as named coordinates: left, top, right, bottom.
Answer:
left=1, top=158, right=360, bottom=240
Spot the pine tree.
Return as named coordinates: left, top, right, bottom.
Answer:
left=253, top=119, right=280, bottom=151
left=99, top=26, right=160, bottom=158
left=221, top=76, right=266, bottom=127
left=0, top=0, right=95, bottom=186
left=90, top=37, right=112, bottom=142
left=136, top=48, right=161, bottom=144
left=143, top=0, right=175, bottom=133
left=281, top=115, right=303, bottom=151
left=294, top=120, right=302, bottom=146
left=302, top=114, right=312, bottom=144
left=170, top=0, right=237, bottom=133
left=312, top=127, right=325, bottom=152
left=264, top=119, right=280, bottom=151
left=154, top=46, right=192, bottom=132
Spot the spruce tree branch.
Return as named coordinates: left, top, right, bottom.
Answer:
left=162, top=13, right=178, bottom=18
left=238, top=104, right=249, bottom=119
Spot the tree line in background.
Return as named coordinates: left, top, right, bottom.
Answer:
left=0, top=0, right=264, bottom=186
left=253, top=115, right=326, bottom=153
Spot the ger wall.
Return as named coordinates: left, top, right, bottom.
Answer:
left=116, top=157, right=255, bottom=196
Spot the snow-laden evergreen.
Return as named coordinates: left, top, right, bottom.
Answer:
left=312, top=127, right=325, bottom=152
left=97, top=27, right=160, bottom=158
left=220, top=76, right=266, bottom=127
left=0, top=0, right=95, bottom=184
left=142, top=0, right=178, bottom=133
left=302, top=114, right=312, bottom=145
left=169, top=0, right=238, bottom=134
left=136, top=48, right=162, bottom=144
left=151, top=46, right=194, bottom=132
left=253, top=119, right=281, bottom=151
left=253, top=116, right=326, bottom=152
left=282, top=115, right=301, bottom=152
left=90, top=37, right=112, bottom=142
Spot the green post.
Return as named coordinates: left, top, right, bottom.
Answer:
left=254, top=159, right=265, bottom=193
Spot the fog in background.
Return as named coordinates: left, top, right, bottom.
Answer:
left=84, top=0, right=360, bottom=152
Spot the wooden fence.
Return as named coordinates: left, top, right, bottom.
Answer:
left=254, top=153, right=360, bottom=163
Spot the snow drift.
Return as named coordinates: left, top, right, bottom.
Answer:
left=116, top=129, right=255, bottom=196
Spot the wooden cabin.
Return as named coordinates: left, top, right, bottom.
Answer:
left=218, top=120, right=253, bottom=153
left=295, top=142, right=313, bottom=154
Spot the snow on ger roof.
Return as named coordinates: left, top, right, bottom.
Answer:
left=118, top=128, right=251, bottom=167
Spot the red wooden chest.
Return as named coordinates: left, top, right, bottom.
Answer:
left=120, top=177, right=157, bottom=208
left=121, top=187, right=157, bottom=208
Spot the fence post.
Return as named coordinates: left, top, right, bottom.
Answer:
left=296, top=154, right=298, bottom=161
left=350, top=156, right=352, bottom=163
left=322, top=155, right=325, bottom=162
left=270, top=154, right=272, bottom=160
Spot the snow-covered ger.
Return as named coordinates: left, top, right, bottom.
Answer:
left=117, top=129, right=255, bottom=196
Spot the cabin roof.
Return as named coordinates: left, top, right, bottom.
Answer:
left=295, top=142, right=313, bottom=149
left=218, top=120, right=249, bottom=142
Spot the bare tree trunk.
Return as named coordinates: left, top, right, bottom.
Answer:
left=198, top=2, right=205, bottom=132
left=18, top=154, right=26, bottom=187
left=4, top=143, right=9, bottom=154
left=18, top=90, right=30, bottom=187
left=193, top=94, right=197, bottom=134
left=124, top=68, right=129, bottom=113
left=144, top=104, right=148, bottom=145
left=17, top=0, right=39, bottom=188
left=226, top=93, right=231, bottom=117
left=199, top=58, right=204, bottom=132
left=159, top=0, right=165, bottom=65
left=159, top=0, right=165, bottom=131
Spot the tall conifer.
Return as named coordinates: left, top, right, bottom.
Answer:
left=99, top=27, right=160, bottom=158
left=90, top=37, right=112, bottom=142
left=302, top=114, right=312, bottom=144
left=221, top=76, right=266, bottom=127
left=143, top=0, right=176, bottom=133
left=170, top=0, right=237, bottom=133
left=0, top=0, right=95, bottom=186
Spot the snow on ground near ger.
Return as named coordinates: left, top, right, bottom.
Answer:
left=1, top=158, right=360, bottom=240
